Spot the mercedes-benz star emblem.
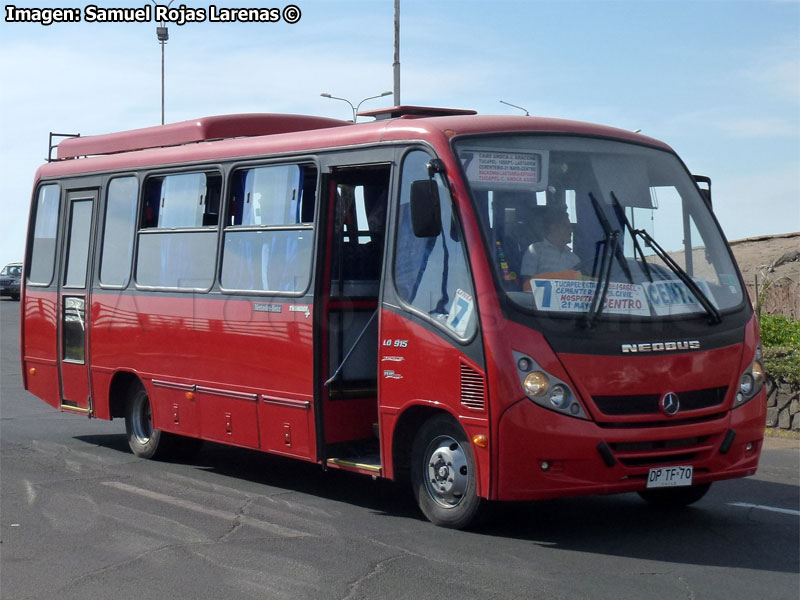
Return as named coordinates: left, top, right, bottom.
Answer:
left=660, top=392, right=680, bottom=416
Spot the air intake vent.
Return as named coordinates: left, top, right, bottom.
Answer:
left=460, top=363, right=486, bottom=411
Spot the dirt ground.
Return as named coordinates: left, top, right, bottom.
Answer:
left=728, top=232, right=800, bottom=319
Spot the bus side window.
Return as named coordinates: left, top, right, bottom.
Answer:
left=221, top=164, right=316, bottom=293
left=28, top=183, right=61, bottom=285
left=394, top=151, right=476, bottom=339
left=99, top=176, right=137, bottom=287
left=136, top=171, right=220, bottom=289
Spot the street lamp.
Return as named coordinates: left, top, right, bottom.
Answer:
left=152, top=0, right=175, bottom=125
left=499, top=100, right=530, bottom=116
left=320, top=91, right=392, bottom=122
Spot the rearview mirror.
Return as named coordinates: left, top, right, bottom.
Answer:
left=410, top=179, right=442, bottom=237
left=693, top=175, right=712, bottom=207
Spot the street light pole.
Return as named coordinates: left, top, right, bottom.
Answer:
left=152, top=0, right=175, bottom=125
left=393, top=0, right=400, bottom=106
left=320, top=91, right=392, bottom=122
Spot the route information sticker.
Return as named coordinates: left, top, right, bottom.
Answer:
left=530, top=278, right=716, bottom=316
left=531, top=279, right=650, bottom=315
left=465, top=151, right=541, bottom=185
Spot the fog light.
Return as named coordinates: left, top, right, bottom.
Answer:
left=541, top=461, right=550, bottom=472
left=517, top=357, right=532, bottom=372
left=524, top=371, right=549, bottom=397
left=745, top=442, right=754, bottom=452
left=549, top=384, right=569, bottom=409
left=739, top=373, right=754, bottom=396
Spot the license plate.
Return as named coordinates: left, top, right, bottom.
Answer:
left=646, top=466, right=693, bottom=488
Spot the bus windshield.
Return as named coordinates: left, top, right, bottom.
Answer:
left=454, top=135, right=744, bottom=319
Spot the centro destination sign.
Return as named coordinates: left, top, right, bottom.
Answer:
left=4, top=4, right=302, bottom=26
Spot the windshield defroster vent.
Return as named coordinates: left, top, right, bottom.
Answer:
left=460, top=363, right=486, bottom=411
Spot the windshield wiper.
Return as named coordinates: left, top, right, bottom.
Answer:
left=610, top=192, right=653, bottom=283
left=633, top=228, right=722, bottom=324
left=585, top=193, right=621, bottom=327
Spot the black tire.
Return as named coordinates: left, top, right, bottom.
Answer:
left=638, top=482, right=712, bottom=508
left=124, top=385, right=168, bottom=459
left=411, top=414, right=485, bottom=529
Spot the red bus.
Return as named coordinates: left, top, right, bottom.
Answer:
left=22, top=107, right=766, bottom=528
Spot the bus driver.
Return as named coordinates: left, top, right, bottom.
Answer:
left=520, top=207, right=580, bottom=277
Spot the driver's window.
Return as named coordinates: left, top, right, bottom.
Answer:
left=394, top=150, right=476, bottom=340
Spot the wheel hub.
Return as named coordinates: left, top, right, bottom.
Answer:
left=424, top=436, right=469, bottom=508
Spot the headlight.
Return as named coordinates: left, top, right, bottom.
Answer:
left=524, top=371, right=549, bottom=397
left=734, top=348, right=764, bottom=408
left=739, top=373, right=754, bottom=396
left=513, top=351, right=588, bottom=420
left=549, top=384, right=570, bottom=409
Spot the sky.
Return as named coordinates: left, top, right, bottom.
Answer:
left=1, top=0, right=798, bottom=268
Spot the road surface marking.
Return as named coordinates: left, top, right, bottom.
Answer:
left=729, top=502, right=800, bottom=516
left=102, top=481, right=312, bottom=537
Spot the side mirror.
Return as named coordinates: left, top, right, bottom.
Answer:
left=410, top=179, right=442, bottom=237
left=693, top=175, right=712, bottom=207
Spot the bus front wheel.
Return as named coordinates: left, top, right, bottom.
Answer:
left=411, top=414, right=485, bottom=529
left=125, top=385, right=166, bottom=459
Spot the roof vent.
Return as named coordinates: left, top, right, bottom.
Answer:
left=357, top=105, right=477, bottom=121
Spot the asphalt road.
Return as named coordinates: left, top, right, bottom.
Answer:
left=1, top=297, right=798, bottom=600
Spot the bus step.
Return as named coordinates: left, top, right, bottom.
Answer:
left=326, top=454, right=382, bottom=476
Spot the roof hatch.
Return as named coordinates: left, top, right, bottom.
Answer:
left=357, top=105, right=477, bottom=120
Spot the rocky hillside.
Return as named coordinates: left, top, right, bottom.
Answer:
left=729, top=232, right=800, bottom=319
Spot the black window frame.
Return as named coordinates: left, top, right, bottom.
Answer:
left=219, top=160, right=318, bottom=297
left=26, top=182, right=62, bottom=287
left=391, top=147, right=479, bottom=344
left=134, top=168, right=223, bottom=292
left=98, top=175, right=139, bottom=289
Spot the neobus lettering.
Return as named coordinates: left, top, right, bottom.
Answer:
left=154, top=4, right=205, bottom=25
left=5, top=5, right=81, bottom=25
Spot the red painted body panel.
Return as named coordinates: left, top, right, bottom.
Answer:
left=377, top=309, right=490, bottom=494
left=496, top=387, right=765, bottom=501
left=21, top=289, right=60, bottom=409
left=89, top=292, right=316, bottom=458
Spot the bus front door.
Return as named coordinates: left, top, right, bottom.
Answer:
left=57, top=190, right=97, bottom=413
left=319, top=163, right=391, bottom=472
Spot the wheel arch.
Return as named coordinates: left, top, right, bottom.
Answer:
left=391, top=404, right=460, bottom=483
left=108, top=370, right=144, bottom=418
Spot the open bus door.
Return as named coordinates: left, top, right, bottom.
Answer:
left=57, top=189, right=97, bottom=414
left=317, top=157, right=392, bottom=475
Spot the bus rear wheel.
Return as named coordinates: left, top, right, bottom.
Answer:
left=411, top=414, right=485, bottom=529
left=125, top=385, right=167, bottom=459
left=637, top=482, right=712, bottom=508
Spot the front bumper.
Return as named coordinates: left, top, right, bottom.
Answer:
left=495, top=390, right=765, bottom=501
